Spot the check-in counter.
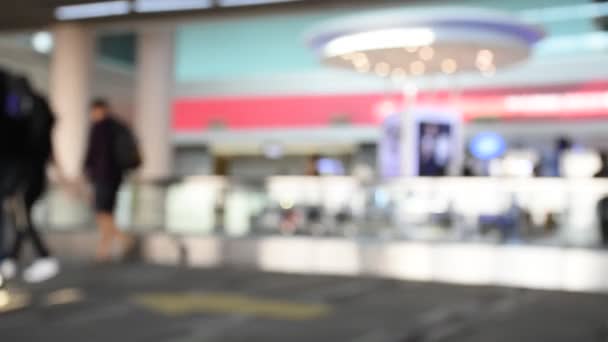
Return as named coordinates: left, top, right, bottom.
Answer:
left=266, top=176, right=360, bottom=215
left=386, top=177, right=608, bottom=246
left=165, top=176, right=227, bottom=235
left=43, top=175, right=608, bottom=247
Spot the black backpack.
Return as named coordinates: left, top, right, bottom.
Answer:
left=112, top=120, right=142, bottom=171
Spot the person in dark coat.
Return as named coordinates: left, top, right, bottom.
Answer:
left=84, top=98, right=133, bottom=262
left=0, top=76, right=62, bottom=282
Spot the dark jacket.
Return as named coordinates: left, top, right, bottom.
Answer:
left=85, top=117, right=123, bottom=183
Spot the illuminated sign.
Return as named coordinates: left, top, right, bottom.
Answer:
left=469, top=132, right=507, bottom=160
left=172, top=83, right=608, bottom=132
left=504, top=91, right=608, bottom=113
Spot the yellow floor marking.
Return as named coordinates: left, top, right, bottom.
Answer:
left=133, top=292, right=332, bottom=321
left=45, top=288, right=85, bottom=306
left=0, top=289, right=30, bottom=313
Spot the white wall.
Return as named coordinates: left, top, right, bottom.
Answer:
left=175, top=54, right=608, bottom=98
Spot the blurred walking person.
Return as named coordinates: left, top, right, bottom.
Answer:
left=0, top=76, right=62, bottom=282
left=0, top=69, right=17, bottom=279
left=84, top=99, right=140, bottom=262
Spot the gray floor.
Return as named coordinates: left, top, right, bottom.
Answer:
left=1, top=263, right=608, bottom=342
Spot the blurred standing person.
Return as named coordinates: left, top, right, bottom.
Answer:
left=551, top=136, right=572, bottom=177
left=595, top=152, right=608, bottom=178
left=595, top=152, right=608, bottom=246
left=84, top=99, right=138, bottom=262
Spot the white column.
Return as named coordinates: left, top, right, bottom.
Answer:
left=48, top=23, right=94, bottom=228
left=50, top=23, right=93, bottom=180
left=132, top=28, right=175, bottom=230
left=135, top=28, right=175, bottom=181
left=401, top=83, right=418, bottom=177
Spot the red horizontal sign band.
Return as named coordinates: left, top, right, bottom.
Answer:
left=173, top=81, right=608, bottom=132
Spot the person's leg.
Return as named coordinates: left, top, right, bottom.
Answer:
left=94, top=180, right=133, bottom=262
left=7, top=192, right=30, bottom=261
left=20, top=181, right=58, bottom=283
left=0, top=200, right=3, bottom=283
left=108, top=214, right=131, bottom=247
left=6, top=191, right=27, bottom=261
left=0, top=196, right=4, bottom=261
left=24, top=225, right=50, bottom=258
left=1, top=196, right=20, bottom=279
left=94, top=181, right=114, bottom=262
left=106, top=180, right=133, bottom=255
left=0, top=166, right=23, bottom=279
left=24, top=196, right=50, bottom=259
left=0, top=196, right=6, bottom=267
left=7, top=231, right=25, bottom=260
left=20, top=173, right=51, bottom=259
left=95, top=212, right=117, bottom=262
left=96, top=213, right=132, bottom=259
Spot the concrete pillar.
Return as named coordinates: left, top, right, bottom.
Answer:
left=135, top=28, right=174, bottom=181
left=50, top=23, right=93, bottom=180
left=47, top=24, right=94, bottom=229
left=401, top=85, right=418, bottom=177
left=132, top=28, right=175, bottom=230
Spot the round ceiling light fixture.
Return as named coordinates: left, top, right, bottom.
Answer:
left=322, top=28, right=436, bottom=57
left=307, top=7, right=544, bottom=77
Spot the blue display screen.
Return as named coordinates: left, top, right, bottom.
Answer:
left=469, top=132, right=507, bottom=160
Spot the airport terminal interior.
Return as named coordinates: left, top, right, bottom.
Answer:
left=2, top=0, right=608, bottom=341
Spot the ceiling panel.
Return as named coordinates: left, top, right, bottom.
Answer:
left=0, top=0, right=399, bottom=31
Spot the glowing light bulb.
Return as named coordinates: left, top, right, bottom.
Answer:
left=476, top=49, right=494, bottom=70
left=419, top=46, right=434, bottom=61
left=374, top=62, right=390, bottom=77
left=410, top=61, right=425, bottom=76
left=441, top=58, right=458, bottom=74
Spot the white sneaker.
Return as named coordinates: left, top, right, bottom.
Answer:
left=1, top=259, right=17, bottom=280
left=23, top=258, right=59, bottom=284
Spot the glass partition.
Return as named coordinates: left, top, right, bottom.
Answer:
left=40, top=176, right=608, bottom=248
